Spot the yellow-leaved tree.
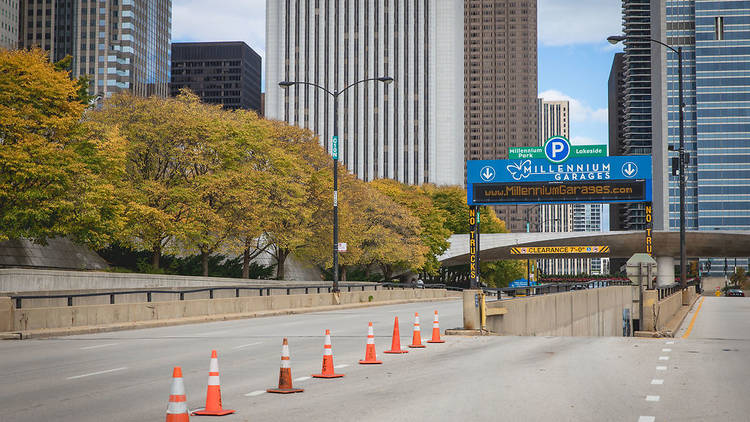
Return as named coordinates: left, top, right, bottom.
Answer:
left=0, top=48, right=125, bottom=247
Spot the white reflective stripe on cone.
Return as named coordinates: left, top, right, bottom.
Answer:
left=208, top=375, right=220, bottom=385
left=209, top=358, right=219, bottom=373
left=167, top=401, right=188, bottom=414
left=433, top=322, right=439, bottom=328
left=324, top=347, right=332, bottom=356
left=171, top=378, right=186, bottom=395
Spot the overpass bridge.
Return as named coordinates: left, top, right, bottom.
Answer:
left=438, top=230, right=750, bottom=286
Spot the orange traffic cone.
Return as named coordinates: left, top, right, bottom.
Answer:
left=267, top=338, right=304, bottom=394
left=359, top=322, right=382, bottom=364
left=166, top=367, right=190, bottom=422
left=384, top=316, right=408, bottom=354
left=427, top=310, right=445, bottom=343
left=312, top=329, right=345, bottom=378
left=192, top=350, right=235, bottom=416
left=409, top=312, right=426, bottom=348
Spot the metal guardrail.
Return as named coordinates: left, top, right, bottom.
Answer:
left=656, top=278, right=699, bottom=301
left=10, top=283, right=387, bottom=309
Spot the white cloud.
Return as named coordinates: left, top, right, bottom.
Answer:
left=172, top=0, right=266, bottom=63
left=539, top=89, right=608, bottom=126
left=538, top=0, right=621, bottom=46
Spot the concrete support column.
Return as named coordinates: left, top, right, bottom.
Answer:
left=655, top=256, right=675, bottom=287
left=0, top=296, right=13, bottom=332
left=462, top=290, right=481, bottom=330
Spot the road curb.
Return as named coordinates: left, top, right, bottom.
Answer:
left=1, top=296, right=458, bottom=340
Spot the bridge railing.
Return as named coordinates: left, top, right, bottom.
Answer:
left=483, top=279, right=633, bottom=300
left=10, top=283, right=386, bottom=309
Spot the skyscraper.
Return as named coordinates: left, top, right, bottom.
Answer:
left=170, top=42, right=262, bottom=112
left=608, top=52, right=627, bottom=232
left=651, top=0, right=750, bottom=275
left=19, top=0, right=172, bottom=98
left=265, top=0, right=465, bottom=186
left=464, top=0, right=538, bottom=232
left=537, top=99, right=575, bottom=275
left=0, top=0, right=18, bottom=49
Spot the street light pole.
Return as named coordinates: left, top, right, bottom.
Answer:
left=279, top=77, right=393, bottom=293
left=608, top=35, right=687, bottom=290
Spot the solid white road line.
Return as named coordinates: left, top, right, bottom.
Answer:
left=651, top=379, right=664, bottom=385
left=334, top=364, right=349, bottom=369
left=658, top=356, right=670, bottom=361
left=79, top=343, right=119, bottom=350
left=638, top=417, right=656, bottom=422
left=665, top=341, right=675, bottom=345
left=231, top=342, right=262, bottom=350
left=244, top=390, right=266, bottom=397
left=66, top=367, right=127, bottom=380
left=294, top=376, right=311, bottom=382
left=656, top=366, right=668, bottom=371
left=645, top=395, right=660, bottom=402
left=662, top=348, right=672, bottom=352
left=196, top=330, right=230, bottom=336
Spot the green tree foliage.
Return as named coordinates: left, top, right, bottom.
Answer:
left=0, top=48, right=124, bottom=247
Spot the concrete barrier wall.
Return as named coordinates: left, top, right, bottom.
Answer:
left=484, top=286, right=635, bottom=337
left=8, top=289, right=447, bottom=332
left=0, top=268, right=376, bottom=293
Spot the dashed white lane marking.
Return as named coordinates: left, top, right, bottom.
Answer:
left=651, top=379, right=664, bottom=385
left=334, top=364, right=349, bottom=369
left=662, top=348, right=672, bottom=352
left=665, top=341, right=675, bottom=345
left=244, top=390, right=266, bottom=397
left=638, top=417, right=656, bottom=422
left=645, top=395, right=660, bottom=402
left=231, top=342, right=262, bottom=350
left=656, top=366, right=668, bottom=371
left=66, top=367, right=127, bottom=380
left=294, top=376, right=311, bottom=382
left=658, top=356, right=670, bottom=361
left=80, top=343, right=119, bottom=350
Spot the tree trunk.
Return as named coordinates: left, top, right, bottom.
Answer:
left=341, top=265, right=347, bottom=281
left=201, top=250, right=209, bottom=277
left=276, top=248, right=288, bottom=280
left=380, top=264, right=392, bottom=283
left=364, top=264, right=371, bottom=279
left=152, top=242, right=161, bottom=269
left=242, top=246, right=250, bottom=279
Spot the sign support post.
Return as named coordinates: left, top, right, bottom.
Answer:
left=469, top=206, right=480, bottom=289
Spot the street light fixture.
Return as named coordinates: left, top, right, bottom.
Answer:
left=279, top=76, right=393, bottom=293
left=608, top=34, right=687, bottom=290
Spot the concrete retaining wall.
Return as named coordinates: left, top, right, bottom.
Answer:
left=0, top=268, right=375, bottom=293
left=5, top=289, right=447, bottom=332
left=641, top=286, right=695, bottom=332
left=484, top=286, right=636, bottom=337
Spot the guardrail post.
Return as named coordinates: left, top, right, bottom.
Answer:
left=317, top=287, right=321, bottom=294
left=305, top=287, right=309, bottom=294
left=179, top=292, right=185, bottom=301
left=209, top=289, right=214, bottom=299
left=327, top=287, right=331, bottom=293
left=266, top=288, right=270, bottom=296
left=15, top=297, right=21, bottom=309
left=286, top=288, right=291, bottom=295
left=110, top=294, right=115, bottom=304
left=347, top=286, right=351, bottom=292
left=259, top=288, right=263, bottom=296
left=147, top=292, right=152, bottom=302
left=67, top=296, right=73, bottom=306
left=361, top=286, right=365, bottom=291
left=235, top=288, right=240, bottom=297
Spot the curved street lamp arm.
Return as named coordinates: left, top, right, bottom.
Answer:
left=339, top=77, right=391, bottom=96
left=649, top=38, right=680, bottom=56
left=281, top=81, right=335, bottom=97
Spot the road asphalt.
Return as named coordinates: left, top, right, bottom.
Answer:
left=0, top=296, right=748, bottom=421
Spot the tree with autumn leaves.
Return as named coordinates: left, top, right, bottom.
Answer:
left=1, top=49, right=517, bottom=281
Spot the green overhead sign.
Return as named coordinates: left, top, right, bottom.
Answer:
left=509, top=137, right=607, bottom=160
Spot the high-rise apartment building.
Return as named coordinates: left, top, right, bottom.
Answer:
left=608, top=52, right=628, bottom=232
left=537, top=99, right=575, bottom=275
left=265, top=0, right=465, bottom=186
left=0, top=0, right=18, bottom=49
left=170, top=42, right=262, bottom=112
left=19, top=0, right=171, bottom=98
left=464, top=0, right=538, bottom=231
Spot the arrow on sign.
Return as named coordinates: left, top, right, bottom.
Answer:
left=622, top=162, right=637, bottom=178
left=480, top=166, right=496, bottom=181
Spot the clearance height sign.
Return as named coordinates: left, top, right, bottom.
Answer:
left=510, top=246, right=610, bottom=255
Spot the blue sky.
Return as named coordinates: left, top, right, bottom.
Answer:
left=173, top=0, right=623, bottom=147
